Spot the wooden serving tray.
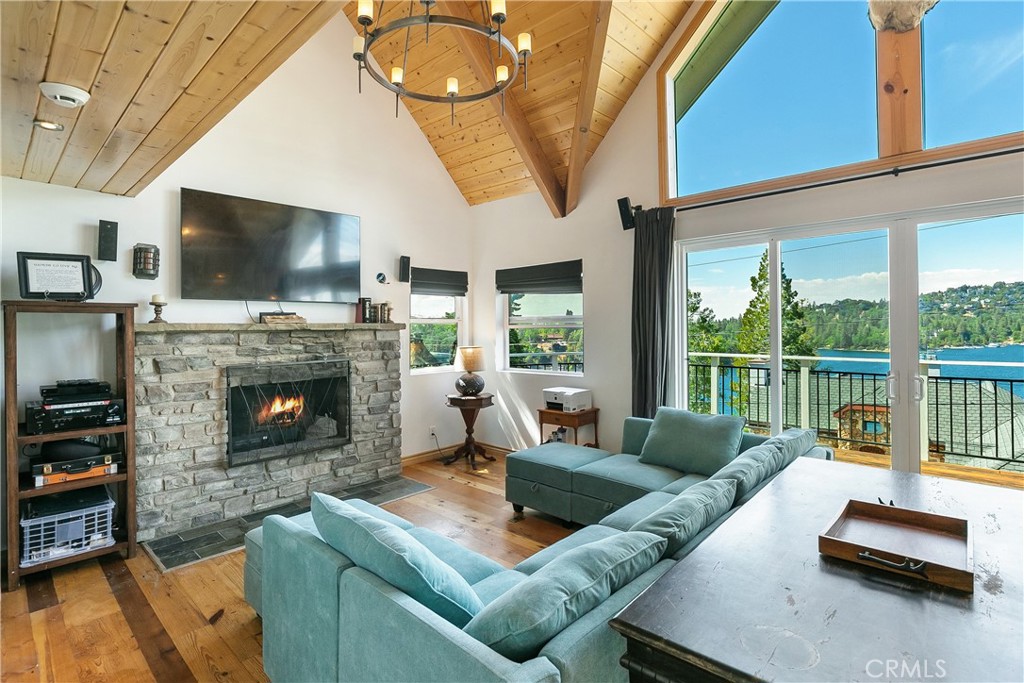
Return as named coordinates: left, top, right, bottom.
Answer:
left=819, top=499, right=974, bottom=593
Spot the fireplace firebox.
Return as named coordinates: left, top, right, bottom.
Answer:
left=226, top=359, right=351, bottom=467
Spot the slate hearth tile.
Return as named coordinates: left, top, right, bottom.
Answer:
left=146, top=534, right=186, bottom=551
left=177, top=519, right=239, bottom=541
left=195, top=537, right=243, bottom=559
left=159, top=549, right=202, bottom=569
left=181, top=530, right=229, bottom=550
left=218, top=527, right=246, bottom=544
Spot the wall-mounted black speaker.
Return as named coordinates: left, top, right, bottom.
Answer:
left=98, top=220, right=118, bottom=261
left=399, top=255, right=411, bottom=283
left=617, top=197, right=635, bottom=231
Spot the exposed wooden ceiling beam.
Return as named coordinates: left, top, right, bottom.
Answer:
left=438, top=1, right=566, bottom=218
left=565, top=0, right=611, bottom=214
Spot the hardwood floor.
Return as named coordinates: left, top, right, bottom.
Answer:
left=1, top=448, right=1019, bottom=681
left=0, top=454, right=571, bottom=682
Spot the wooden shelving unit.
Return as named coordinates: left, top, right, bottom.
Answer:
left=3, top=301, right=137, bottom=591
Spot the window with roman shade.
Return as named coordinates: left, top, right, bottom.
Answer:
left=410, top=267, right=467, bottom=370
left=497, top=260, right=584, bottom=374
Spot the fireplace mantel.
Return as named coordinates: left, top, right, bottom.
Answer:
left=136, top=322, right=404, bottom=333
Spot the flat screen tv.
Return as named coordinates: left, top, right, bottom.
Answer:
left=180, top=188, right=360, bottom=304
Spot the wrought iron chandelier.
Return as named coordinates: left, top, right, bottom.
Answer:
left=352, top=0, right=533, bottom=122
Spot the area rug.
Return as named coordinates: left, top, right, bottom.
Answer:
left=142, top=475, right=432, bottom=571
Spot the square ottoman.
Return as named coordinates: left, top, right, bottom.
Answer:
left=505, top=442, right=611, bottom=521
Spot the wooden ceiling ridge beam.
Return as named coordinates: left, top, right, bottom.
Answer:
left=564, top=0, right=611, bottom=214
left=437, top=1, right=566, bottom=218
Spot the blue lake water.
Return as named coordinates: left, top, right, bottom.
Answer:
left=816, top=344, right=1024, bottom=395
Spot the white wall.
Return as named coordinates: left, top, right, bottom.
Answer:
left=466, top=25, right=1024, bottom=454
left=0, top=13, right=477, bottom=461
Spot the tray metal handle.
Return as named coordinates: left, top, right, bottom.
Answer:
left=858, top=550, right=928, bottom=577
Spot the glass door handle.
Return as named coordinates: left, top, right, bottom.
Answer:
left=912, top=375, right=925, bottom=402
left=886, top=372, right=899, bottom=400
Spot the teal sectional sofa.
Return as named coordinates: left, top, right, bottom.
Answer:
left=507, top=412, right=833, bottom=525
left=244, top=410, right=832, bottom=682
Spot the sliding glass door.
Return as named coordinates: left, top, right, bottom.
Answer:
left=677, top=199, right=1023, bottom=476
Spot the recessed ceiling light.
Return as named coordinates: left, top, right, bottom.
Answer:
left=33, top=119, right=64, bottom=132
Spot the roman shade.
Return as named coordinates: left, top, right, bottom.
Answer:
left=495, top=259, right=583, bottom=294
left=410, top=267, right=468, bottom=296
left=673, top=0, right=778, bottom=123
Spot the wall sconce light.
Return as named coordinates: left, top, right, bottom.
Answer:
left=133, top=243, right=160, bottom=279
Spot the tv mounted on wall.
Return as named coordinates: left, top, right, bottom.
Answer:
left=180, top=188, right=360, bottom=304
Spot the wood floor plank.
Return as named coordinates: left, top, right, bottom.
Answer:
left=24, top=572, right=58, bottom=613
left=1, top=585, right=40, bottom=680
left=99, top=555, right=195, bottom=683
left=28, top=605, right=80, bottom=683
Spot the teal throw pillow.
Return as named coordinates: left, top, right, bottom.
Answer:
left=311, top=493, right=483, bottom=627
left=629, top=479, right=737, bottom=556
left=763, top=428, right=817, bottom=467
left=639, top=408, right=746, bottom=475
left=463, top=531, right=666, bottom=661
left=709, top=443, right=781, bottom=499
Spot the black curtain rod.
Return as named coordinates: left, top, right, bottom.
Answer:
left=675, top=146, right=1023, bottom=213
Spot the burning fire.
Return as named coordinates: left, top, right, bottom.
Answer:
left=256, top=394, right=305, bottom=427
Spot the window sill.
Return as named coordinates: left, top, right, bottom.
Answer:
left=411, top=366, right=458, bottom=376
left=501, top=368, right=584, bottom=378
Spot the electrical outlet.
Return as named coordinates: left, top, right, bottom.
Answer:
left=429, top=425, right=437, bottom=438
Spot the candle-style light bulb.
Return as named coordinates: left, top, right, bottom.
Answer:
left=491, top=0, right=506, bottom=22
left=352, top=35, right=365, bottom=59
left=447, top=77, right=459, bottom=97
left=391, top=66, right=404, bottom=86
left=357, top=0, right=374, bottom=25
left=496, top=65, right=509, bottom=85
left=517, top=32, right=532, bottom=56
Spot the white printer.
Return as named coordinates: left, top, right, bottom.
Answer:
left=543, top=387, right=593, bottom=413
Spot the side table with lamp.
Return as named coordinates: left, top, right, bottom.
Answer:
left=443, top=346, right=495, bottom=469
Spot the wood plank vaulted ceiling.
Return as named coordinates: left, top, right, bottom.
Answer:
left=1, top=1, right=692, bottom=218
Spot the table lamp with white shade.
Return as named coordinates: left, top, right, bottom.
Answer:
left=455, top=346, right=485, bottom=396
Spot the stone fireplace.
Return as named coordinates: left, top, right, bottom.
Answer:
left=134, top=323, right=403, bottom=542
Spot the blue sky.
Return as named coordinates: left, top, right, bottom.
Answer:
left=676, top=0, right=1024, bottom=196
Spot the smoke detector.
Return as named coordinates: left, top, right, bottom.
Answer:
left=39, top=82, right=91, bottom=109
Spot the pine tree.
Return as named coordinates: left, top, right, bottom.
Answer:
left=737, top=250, right=815, bottom=369
left=687, top=290, right=723, bottom=414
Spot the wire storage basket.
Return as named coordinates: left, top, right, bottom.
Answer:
left=20, top=487, right=115, bottom=567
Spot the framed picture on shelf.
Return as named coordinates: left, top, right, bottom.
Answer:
left=16, top=252, right=99, bottom=301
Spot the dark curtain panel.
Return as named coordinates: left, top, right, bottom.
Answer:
left=631, top=207, right=676, bottom=418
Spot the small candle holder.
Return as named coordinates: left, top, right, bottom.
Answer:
left=149, top=301, right=167, bottom=323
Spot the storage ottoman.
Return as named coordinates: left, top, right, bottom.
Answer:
left=505, top=442, right=611, bottom=521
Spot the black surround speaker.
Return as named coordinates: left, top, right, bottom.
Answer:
left=617, top=197, right=636, bottom=231
left=398, top=255, right=411, bottom=283
left=97, top=220, right=118, bottom=261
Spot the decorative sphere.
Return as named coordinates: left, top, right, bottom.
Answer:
left=456, top=372, right=485, bottom=396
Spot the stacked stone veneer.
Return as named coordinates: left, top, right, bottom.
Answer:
left=133, top=323, right=404, bottom=542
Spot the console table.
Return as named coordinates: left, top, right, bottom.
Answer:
left=610, top=458, right=1023, bottom=683
left=443, top=393, right=495, bottom=470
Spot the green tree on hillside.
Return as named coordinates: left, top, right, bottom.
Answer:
left=731, top=250, right=815, bottom=419
left=687, top=289, right=722, bottom=414
left=736, top=250, right=815, bottom=367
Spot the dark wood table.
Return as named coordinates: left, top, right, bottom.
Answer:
left=610, top=458, right=1023, bottom=683
left=443, top=393, right=494, bottom=470
left=537, top=407, right=599, bottom=447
